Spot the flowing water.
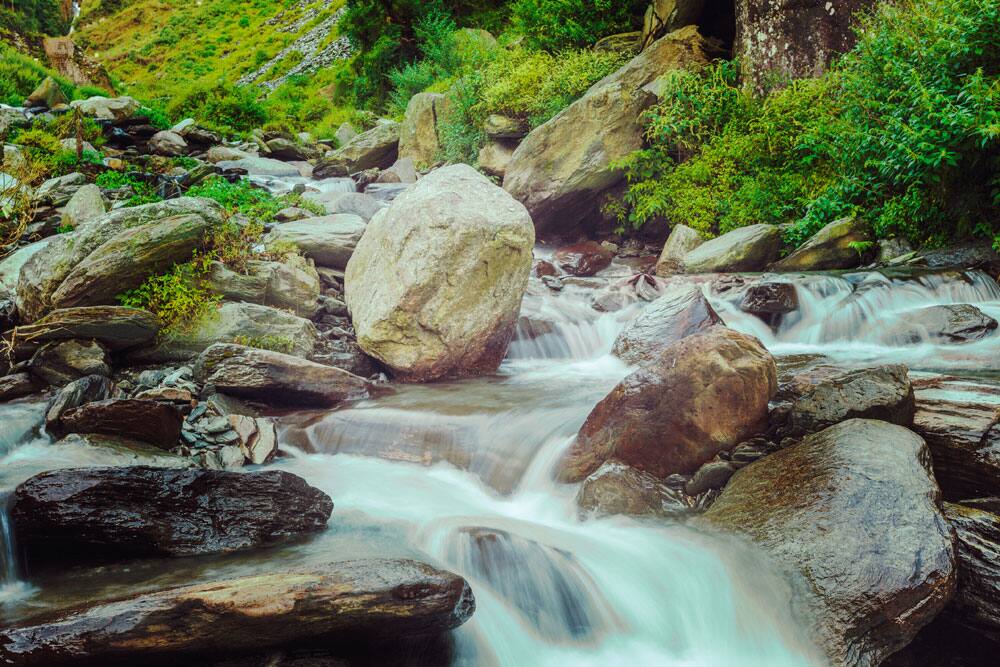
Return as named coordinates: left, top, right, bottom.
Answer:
left=1, top=239, right=998, bottom=664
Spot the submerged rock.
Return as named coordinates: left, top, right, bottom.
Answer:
left=11, top=466, right=333, bottom=562
left=0, top=559, right=473, bottom=666
left=611, top=283, right=721, bottom=364
left=699, top=419, right=956, bottom=666
left=739, top=281, right=798, bottom=318
left=682, top=224, right=783, bottom=273
left=345, top=164, right=534, bottom=382
left=559, top=327, right=776, bottom=481
left=885, top=304, right=998, bottom=344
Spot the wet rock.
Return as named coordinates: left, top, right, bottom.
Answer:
left=942, top=502, right=1000, bottom=643
left=10, top=466, right=333, bottom=563
left=149, top=130, right=188, bottom=157
left=0, top=558, right=473, bottom=666
left=265, top=214, right=367, bottom=270
left=774, top=217, right=870, bottom=271
left=577, top=461, right=691, bottom=518
left=503, top=26, right=708, bottom=237
left=345, top=164, right=534, bottom=382
left=916, top=241, right=1000, bottom=273
left=193, top=343, right=373, bottom=408
left=783, top=364, right=915, bottom=433
left=655, top=223, right=703, bottom=275
left=885, top=304, right=998, bottom=344
left=560, top=328, right=776, bottom=481
left=60, top=184, right=106, bottom=230
left=913, top=396, right=1000, bottom=500
left=15, top=306, right=159, bottom=350
left=552, top=241, right=613, bottom=277
left=316, top=121, right=400, bottom=177
left=684, top=460, right=737, bottom=496
left=59, top=398, right=182, bottom=449
left=682, top=224, right=783, bottom=273
left=0, top=373, right=43, bottom=401
left=45, top=374, right=117, bottom=434
left=29, top=339, right=110, bottom=386
left=739, top=281, right=797, bottom=318
left=533, top=259, right=558, bottom=278
left=611, top=283, right=722, bottom=363
left=699, top=419, right=956, bottom=666
left=398, top=92, right=447, bottom=168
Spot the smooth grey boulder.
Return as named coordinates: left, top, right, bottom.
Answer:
left=302, top=191, right=385, bottom=221
left=70, top=95, right=140, bottom=122
left=149, top=130, right=188, bottom=157
left=682, top=224, right=783, bottom=273
left=611, top=283, right=722, bottom=364
left=0, top=240, right=48, bottom=293
left=60, top=184, right=106, bottom=230
left=655, top=224, right=703, bottom=275
left=265, top=214, right=367, bottom=270
left=398, top=92, right=447, bottom=167
left=215, top=156, right=301, bottom=177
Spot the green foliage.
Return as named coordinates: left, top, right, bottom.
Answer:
left=0, top=0, right=69, bottom=35
left=95, top=170, right=162, bottom=207
left=0, top=43, right=72, bottom=106
left=510, top=0, right=645, bottom=51
left=187, top=176, right=282, bottom=221
left=615, top=0, right=999, bottom=248
left=118, top=257, right=219, bottom=333
left=232, top=334, right=296, bottom=354
left=165, top=80, right=268, bottom=135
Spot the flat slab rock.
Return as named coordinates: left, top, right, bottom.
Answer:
left=10, top=466, right=333, bottom=564
left=58, top=398, right=182, bottom=448
left=0, top=559, right=474, bottom=666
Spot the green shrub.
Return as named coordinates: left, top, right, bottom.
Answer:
left=187, top=176, right=282, bottom=221
left=510, top=0, right=645, bottom=51
left=95, top=170, right=163, bottom=207
left=165, top=81, right=267, bottom=135
left=118, top=258, right=219, bottom=333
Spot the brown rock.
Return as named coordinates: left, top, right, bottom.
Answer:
left=576, top=461, right=690, bottom=518
left=739, top=282, right=798, bottom=316
left=559, top=327, right=776, bottom=481
left=611, top=283, right=722, bottom=363
left=0, top=373, right=43, bottom=401
left=14, top=306, right=159, bottom=350
left=552, top=241, right=614, bottom=277
left=783, top=364, right=915, bottom=433
left=913, top=395, right=1000, bottom=500
left=59, top=399, right=182, bottom=449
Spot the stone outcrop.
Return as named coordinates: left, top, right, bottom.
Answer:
left=699, top=419, right=956, bottom=666
left=503, top=26, right=708, bottom=237
left=345, top=164, right=534, bottom=381
left=42, top=37, right=113, bottom=91
left=682, top=224, right=783, bottom=273
left=773, top=217, right=870, bottom=271
left=611, top=283, right=721, bottom=363
left=559, top=327, right=776, bottom=481
left=264, top=214, right=367, bottom=270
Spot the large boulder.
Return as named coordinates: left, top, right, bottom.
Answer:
left=193, top=343, right=374, bottom=407
left=14, top=306, right=159, bottom=350
left=16, top=198, right=223, bottom=323
left=611, top=283, right=722, bottom=363
left=148, top=130, right=188, bottom=157
left=10, top=466, right=333, bottom=562
left=0, top=559, right=474, bottom=666
left=60, top=184, right=106, bottom=230
left=315, top=121, right=400, bottom=177
left=264, top=214, right=367, bottom=270
left=59, top=399, right=182, bottom=448
left=398, top=92, right=447, bottom=168
left=942, top=502, right=1000, bottom=644
left=503, top=26, right=708, bottom=238
left=206, top=256, right=320, bottom=318
left=655, top=223, right=703, bottom=275
left=25, top=76, right=67, bottom=109
left=345, top=164, right=534, bottom=381
left=69, top=95, right=140, bottom=122
left=782, top=364, right=915, bottom=433
left=132, top=302, right=318, bottom=362
left=558, top=327, right=776, bottom=481
left=682, top=224, right=783, bottom=273
left=736, top=0, right=876, bottom=92
left=773, top=217, right=870, bottom=271
left=698, top=419, right=956, bottom=666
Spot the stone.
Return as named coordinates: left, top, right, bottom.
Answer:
left=69, top=95, right=141, bottom=122
left=58, top=398, right=182, bottom=449
left=25, top=76, right=68, bottom=109
left=215, top=156, right=301, bottom=177
left=884, top=304, right=998, bottom=344
left=503, top=26, right=708, bottom=238
left=265, top=214, right=367, bottom=270
left=148, top=130, right=187, bottom=157
left=736, top=0, right=876, bottom=92
left=45, top=374, right=117, bottom=434
left=345, top=164, right=534, bottom=382
left=58, top=138, right=97, bottom=154
left=684, top=460, right=737, bottom=495
left=0, top=240, right=48, bottom=293
left=478, top=140, right=515, bottom=179
left=559, top=328, right=776, bottom=481
left=34, top=172, right=86, bottom=206
left=913, top=396, right=1000, bottom=500
left=484, top=114, right=528, bottom=140
left=132, top=302, right=318, bottom=363
left=576, top=461, right=690, bottom=518
left=29, top=340, right=110, bottom=386
left=265, top=137, right=312, bottom=161
left=315, top=121, right=400, bottom=177
left=205, top=145, right=253, bottom=163
left=642, top=0, right=706, bottom=48
left=682, top=224, right=783, bottom=273
left=363, top=182, right=410, bottom=202
left=0, top=373, right=43, bottom=401
left=10, top=466, right=333, bottom=562
left=59, top=183, right=106, bottom=230
left=611, top=283, right=722, bottom=364
left=942, top=502, right=1000, bottom=643
left=335, top=121, right=357, bottom=146
left=655, top=224, right=703, bottom=275
left=303, top=191, right=384, bottom=221
left=398, top=92, right=447, bottom=167
left=553, top=241, right=614, bottom=277
left=698, top=419, right=956, bottom=666
left=594, top=31, right=644, bottom=54
left=0, top=558, right=473, bottom=666
left=193, top=343, right=374, bottom=407
left=15, top=306, right=159, bottom=350
left=783, top=364, right=915, bottom=433
left=739, top=281, right=798, bottom=317
left=0, top=293, right=15, bottom=331
left=773, top=217, right=870, bottom=271
left=16, top=198, right=224, bottom=323
left=206, top=256, right=320, bottom=318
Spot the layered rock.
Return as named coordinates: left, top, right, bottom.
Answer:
left=611, top=283, right=721, bottom=363
left=14, top=306, right=159, bottom=350
left=11, top=466, right=333, bottom=562
left=943, top=501, right=1000, bottom=644
left=45, top=374, right=117, bottom=434
left=773, top=217, right=870, bottom=271
left=0, top=559, right=473, bottom=666
left=264, top=214, right=367, bottom=270
left=193, top=343, right=374, bottom=407
left=206, top=256, right=320, bottom=318
left=559, top=327, right=776, bottom=481
left=315, top=121, right=400, bottom=177
left=699, top=419, right=956, bottom=665
left=682, top=224, right=783, bottom=273
left=58, top=399, right=182, bottom=448
left=503, top=26, right=708, bottom=237
left=345, top=164, right=534, bottom=381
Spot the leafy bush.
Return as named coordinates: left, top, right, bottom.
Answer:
left=165, top=81, right=267, bottom=135
left=510, top=0, right=645, bottom=51
left=95, top=170, right=162, bottom=207
left=187, top=176, right=282, bottom=221
left=0, top=0, right=70, bottom=35
left=118, top=258, right=219, bottom=333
